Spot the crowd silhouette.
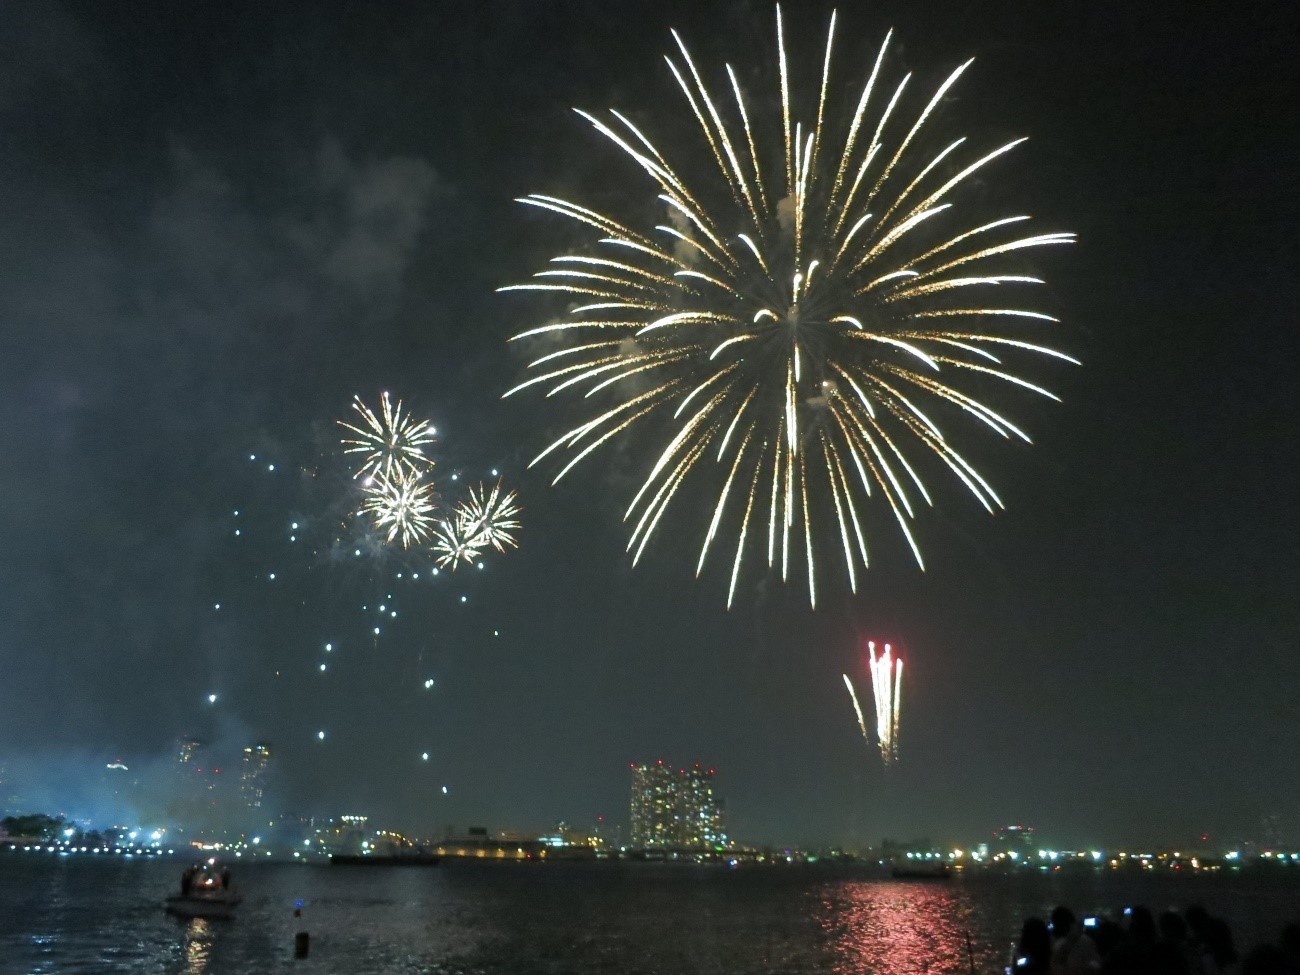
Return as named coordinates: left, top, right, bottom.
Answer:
left=1011, top=903, right=1300, bottom=974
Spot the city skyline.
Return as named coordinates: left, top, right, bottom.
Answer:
left=0, top=0, right=1295, bottom=848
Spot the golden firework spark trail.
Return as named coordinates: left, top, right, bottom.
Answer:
left=843, top=673, right=870, bottom=747
left=867, top=640, right=903, bottom=765
left=503, top=6, right=1076, bottom=607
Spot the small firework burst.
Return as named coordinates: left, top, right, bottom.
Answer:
left=455, top=481, right=522, bottom=554
left=339, top=392, right=436, bottom=482
left=358, top=471, right=437, bottom=549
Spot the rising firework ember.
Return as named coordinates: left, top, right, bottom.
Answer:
left=339, top=392, right=436, bottom=482
left=867, top=640, right=902, bottom=764
left=503, top=6, right=1074, bottom=607
left=843, top=673, right=870, bottom=747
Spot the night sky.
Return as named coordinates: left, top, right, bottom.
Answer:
left=1, top=0, right=1295, bottom=849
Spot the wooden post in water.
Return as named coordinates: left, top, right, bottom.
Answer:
left=293, top=903, right=309, bottom=959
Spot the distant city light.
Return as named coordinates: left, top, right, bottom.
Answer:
left=441, top=786, right=448, bottom=795
left=424, top=679, right=435, bottom=689
left=317, top=731, right=326, bottom=741
left=421, top=752, right=429, bottom=761
left=207, top=694, right=218, bottom=705
left=325, top=643, right=333, bottom=652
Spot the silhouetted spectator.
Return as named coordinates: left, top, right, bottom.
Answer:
left=1200, top=917, right=1239, bottom=974
left=1092, top=919, right=1124, bottom=961
left=1155, top=910, right=1192, bottom=974
left=1016, top=917, right=1052, bottom=974
left=1101, top=907, right=1157, bottom=975
left=1051, top=906, right=1100, bottom=975
left=1240, top=944, right=1296, bottom=975
left=1281, top=923, right=1300, bottom=972
left=1128, top=907, right=1157, bottom=945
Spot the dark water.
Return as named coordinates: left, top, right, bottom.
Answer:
left=3, top=856, right=1300, bottom=974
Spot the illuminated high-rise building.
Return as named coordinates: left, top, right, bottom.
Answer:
left=992, top=824, right=1036, bottom=856
left=175, top=738, right=204, bottom=769
left=170, top=737, right=224, bottom=832
left=630, top=760, right=676, bottom=848
left=240, top=743, right=272, bottom=810
left=629, top=760, right=727, bottom=850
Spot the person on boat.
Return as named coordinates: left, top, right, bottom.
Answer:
left=180, top=865, right=195, bottom=896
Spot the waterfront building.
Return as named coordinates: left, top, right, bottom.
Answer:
left=629, top=760, right=728, bottom=850
left=239, top=743, right=272, bottom=810
left=175, top=738, right=204, bottom=768
left=170, top=737, right=227, bottom=833
left=991, top=824, right=1036, bottom=857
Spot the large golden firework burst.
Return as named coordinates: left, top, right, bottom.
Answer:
left=503, top=6, right=1075, bottom=607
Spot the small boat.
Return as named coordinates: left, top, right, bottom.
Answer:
left=165, top=860, right=242, bottom=918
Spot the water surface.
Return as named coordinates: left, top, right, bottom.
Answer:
left=3, top=856, right=1298, bottom=974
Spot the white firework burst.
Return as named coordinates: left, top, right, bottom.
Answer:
left=502, top=7, right=1075, bottom=608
